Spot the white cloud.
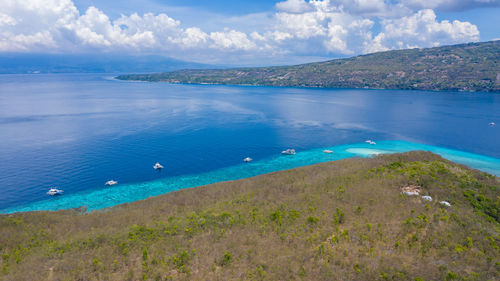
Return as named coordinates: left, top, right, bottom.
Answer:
left=275, top=10, right=327, bottom=39
left=332, top=0, right=392, bottom=16
left=270, top=1, right=480, bottom=55
left=400, top=0, right=500, bottom=12
left=265, top=31, right=294, bottom=42
left=276, top=0, right=401, bottom=17
left=0, top=13, right=16, bottom=26
left=0, top=0, right=257, bottom=54
left=0, top=31, right=56, bottom=52
left=277, top=0, right=500, bottom=16
left=0, top=0, right=486, bottom=64
left=209, top=30, right=256, bottom=50
left=366, top=9, right=480, bottom=53
left=276, top=0, right=313, bottom=13
left=175, top=27, right=209, bottom=48
left=111, top=12, right=181, bottom=49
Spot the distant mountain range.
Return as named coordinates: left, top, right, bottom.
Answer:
left=118, top=41, right=500, bottom=92
left=0, top=54, right=213, bottom=74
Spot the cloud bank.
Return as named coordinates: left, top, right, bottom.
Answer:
left=0, top=0, right=488, bottom=63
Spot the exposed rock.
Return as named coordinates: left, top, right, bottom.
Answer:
left=401, top=185, right=421, bottom=196
left=440, top=201, right=451, bottom=207
left=421, top=195, right=433, bottom=202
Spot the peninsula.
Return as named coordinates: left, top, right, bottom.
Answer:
left=1, top=152, right=499, bottom=280
left=117, top=41, right=500, bottom=92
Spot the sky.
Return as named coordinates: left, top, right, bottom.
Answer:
left=1, top=0, right=499, bottom=65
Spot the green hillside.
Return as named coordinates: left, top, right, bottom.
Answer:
left=117, top=41, right=500, bottom=92
left=1, top=152, right=499, bottom=280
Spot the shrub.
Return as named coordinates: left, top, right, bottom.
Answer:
left=463, top=189, right=499, bottom=222
left=219, top=251, right=232, bottom=266
left=270, top=209, right=284, bottom=226
left=169, top=250, right=191, bottom=273
left=354, top=263, right=361, bottom=274
left=307, top=216, right=319, bottom=224
left=1, top=153, right=498, bottom=281
left=334, top=208, right=345, bottom=224
left=388, top=161, right=403, bottom=169
left=446, top=271, right=458, bottom=280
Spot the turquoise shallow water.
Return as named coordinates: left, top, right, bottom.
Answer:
left=2, top=140, right=499, bottom=214
left=2, top=74, right=499, bottom=212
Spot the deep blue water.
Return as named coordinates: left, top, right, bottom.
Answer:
left=0, top=74, right=498, bottom=213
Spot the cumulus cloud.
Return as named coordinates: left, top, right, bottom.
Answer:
left=0, top=31, right=56, bottom=52
left=276, top=0, right=314, bottom=13
left=0, top=0, right=258, bottom=54
left=275, top=10, right=327, bottom=39
left=209, top=30, right=256, bottom=50
left=271, top=0, right=481, bottom=55
left=0, top=13, right=17, bottom=26
left=276, top=0, right=399, bottom=17
left=276, top=0, right=500, bottom=14
left=366, top=9, right=480, bottom=52
left=0, top=0, right=486, bottom=63
left=175, top=27, right=208, bottom=48
left=401, top=0, right=500, bottom=12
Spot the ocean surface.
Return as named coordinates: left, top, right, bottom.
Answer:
left=0, top=74, right=498, bottom=213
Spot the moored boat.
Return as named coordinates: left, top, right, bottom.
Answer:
left=154, top=162, right=164, bottom=170
left=47, top=188, right=63, bottom=196
left=281, top=149, right=296, bottom=155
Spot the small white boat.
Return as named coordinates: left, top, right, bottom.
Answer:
left=243, top=157, right=253, bottom=162
left=365, top=140, right=376, bottom=145
left=323, top=150, right=334, bottom=154
left=47, top=188, right=63, bottom=196
left=489, top=122, right=496, bottom=126
left=281, top=149, right=296, bottom=155
left=105, top=180, right=118, bottom=186
left=153, top=162, right=164, bottom=170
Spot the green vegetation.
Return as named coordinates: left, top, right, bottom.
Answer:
left=0, top=151, right=499, bottom=280
left=117, top=41, right=500, bottom=92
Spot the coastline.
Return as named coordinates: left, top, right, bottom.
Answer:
left=114, top=76, right=500, bottom=94
left=115, top=41, right=500, bottom=93
left=2, top=140, right=499, bottom=214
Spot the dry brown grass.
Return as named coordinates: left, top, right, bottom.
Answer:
left=0, top=151, right=499, bottom=281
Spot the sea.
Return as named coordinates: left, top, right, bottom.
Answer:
left=0, top=73, right=498, bottom=213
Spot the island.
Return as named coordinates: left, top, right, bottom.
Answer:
left=117, top=40, right=500, bottom=92
left=1, top=152, right=498, bottom=280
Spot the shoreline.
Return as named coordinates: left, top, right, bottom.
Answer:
left=1, top=140, right=499, bottom=214
left=114, top=75, right=500, bottom=94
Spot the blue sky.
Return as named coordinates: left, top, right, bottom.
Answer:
left=1, top=0, right=499, bottom=65
left=73, top=0, right=276, bottom=16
